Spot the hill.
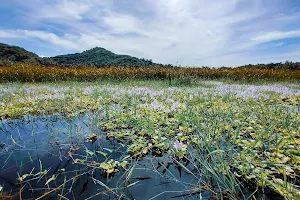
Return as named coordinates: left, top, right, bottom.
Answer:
left=51, top=47, right=160, bottom=67
left=1, top=42, right=300, bottom=69
left=0, top=43, right=55, bottom=66
left=239, top=62, right=300, bottom=70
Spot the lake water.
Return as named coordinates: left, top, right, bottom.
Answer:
left=0, top=113, right=202, bottom=200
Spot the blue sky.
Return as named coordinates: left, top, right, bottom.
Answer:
left=1, top=0, right=300, bottom=67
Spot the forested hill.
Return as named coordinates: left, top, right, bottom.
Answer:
left=1, top=42, right=300, bottom=69
left=239, top=62, right=300, bottom=70
left=51, top=47, right=161, bottom=67
left=0, top=43, right=55, bottom=66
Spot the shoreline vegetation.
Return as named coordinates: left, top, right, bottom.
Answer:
left=0, top=65, right=300, bottom=83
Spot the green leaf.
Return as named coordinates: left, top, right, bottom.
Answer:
left=18, top=174, right=30, bottom=182
left=126, top=161, right=136, bottom=182
left=96, top=151, right=107, bottom=157
left=85, top=149, right=95, bottom=156
left=91, top=177, right=112, bottom=191
left=127, top=181, right=139, bottom=188
left=74, top=159, right=85, bottom=164
left=45, top=175, right=56, bottom=185
left=107, top=167, right=115, bottom=174
left=103, top=148, right=113, bottom=153
left=142, top=148, right=148, bottom=154
left=100, top=162, right=109, bottom=170
left=120, top=161, right=127, bottom=169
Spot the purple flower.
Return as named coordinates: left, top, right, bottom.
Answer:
left=83, top=87, right=94, bottom=95
left=173, top=140, right=186, bottom=151
left=44, top=94, right=52, bottom=99
left=52, top=93, right=64, bottom=99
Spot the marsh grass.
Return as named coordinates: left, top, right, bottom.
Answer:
left=1, top=65, right=300, bottom=83
left=0, top=79, right=299, bottom=199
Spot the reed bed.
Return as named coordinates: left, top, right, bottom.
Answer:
left=0, top=65, right=299, bottom=83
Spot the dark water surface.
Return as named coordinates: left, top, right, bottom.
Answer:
left=0, top=114, right=201, bottom=200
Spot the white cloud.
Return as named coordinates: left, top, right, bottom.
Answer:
left=0, top=30, right=24, bottom=39
left=275, top=42, right=284, bottom=47
left=0, top=30, right=82, bottom=50
left=1, top=0, right=300, bottom=66
left=252, top=30, right=300, bottom=43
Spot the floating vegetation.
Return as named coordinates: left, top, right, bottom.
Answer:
left=0, top=81, right=299, bottom=199
left=86, top=133, right=99, bottom=143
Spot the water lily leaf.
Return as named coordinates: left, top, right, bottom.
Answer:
left=100, top=162, right=109, bottom=170
left=107, top=167, right=115, bottom=174
left=269, top=178, right=300, bottom=198
left=142, top=148, right=148, bottom=154
left=127, top=143, right=142, bottom=154
left=113, top=161, right=120, bottom=166
left=86, top=133, right=98, bottom=142
left=153, top=136, right=159, bottom=140
left=120, top=161, right=127, bottom=169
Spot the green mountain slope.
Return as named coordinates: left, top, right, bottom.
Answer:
left=1, top=42, right=299, bottom=69
left=51, top=47, right=159, bottom=67
left=0, top=43, right=55, bottom=66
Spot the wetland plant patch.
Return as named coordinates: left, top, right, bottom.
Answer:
left=0, top=81, right=299, bottom=199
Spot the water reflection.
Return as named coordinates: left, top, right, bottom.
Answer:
left=0, top=114, right=200, bottom=199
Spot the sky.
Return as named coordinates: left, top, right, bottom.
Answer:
left=1, top=0, right=300, bottom=67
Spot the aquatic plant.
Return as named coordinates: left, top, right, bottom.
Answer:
left=0, top=80, right=299, bottom=199
left=1, top=65, right=300, bottom=83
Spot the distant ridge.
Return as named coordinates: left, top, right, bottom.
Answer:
left=51, top=47, right=162, bottom=67
left=1, top=42, right=300, bottom=69
left=0, top=43, right=55, bottom=66
left=0, top=43, right=163, bottom=67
